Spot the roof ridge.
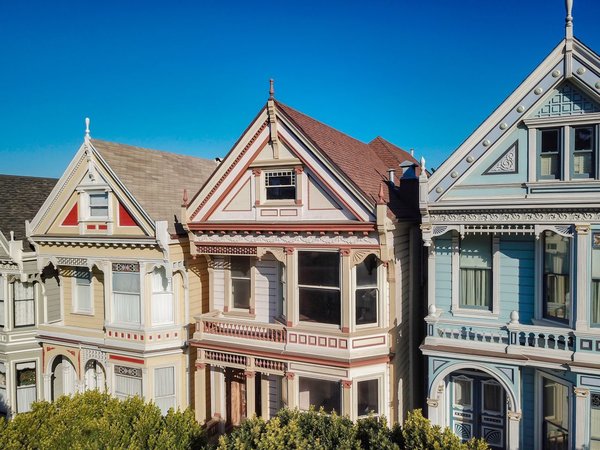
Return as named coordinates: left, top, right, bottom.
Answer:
left=0, top=173, right=59, bottom=181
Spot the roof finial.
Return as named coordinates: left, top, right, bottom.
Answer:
left=420, top=156, right=426, bottom=169
left=85, top=117, right=91, bottom=140
left=565, top=0, right=573, bottom=40
left=377, top=182, right=386, bottom=205
left=182, top=188, right=189, bottom=207
left=269, top=79, right=275, bottom=99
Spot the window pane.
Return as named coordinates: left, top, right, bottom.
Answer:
left=266, top=171, right=296, bottom=200
left=356, top=255, right=378, bottom=286
left=14, top=282, right=34, bottom=300
left=544, top=233, right=570, bottom=321
left=298, top=377, right=340, bottom=413
left=232, top=279, right=250, bottom=309
left=483, top=382, right=503, bottom=413
left=113, top=272, right=140, bottom=294
left=460, top=235, right=492, bottom=269
left=541, top=154, right=560, bottom=178
left=231, top=257, right=250, bottom=278
left=299, top=287, right=340, bottom=325
left=356, top=288, right=377, bottom=325
left=575, top=127, right=594, bottom=151
left=453, top=378, right=472, bottom=407
left=357, top=379, right=379, bottom=415
left=460, top=268, right=491, bottom=308
left=541, top=129, right=560, bottom=153
left=573, top=152, right=593, bottom=176
left=16, top=364, right=36, bottom=413
left=89, top=193, right=108, bottom=206
left=298, top=252, right=339, bottom=287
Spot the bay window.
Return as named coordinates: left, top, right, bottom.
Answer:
left=543, top=232, right=570, bottom=322
left=355, top=254, right=378, bottom=325
left=74, top=267, right=92, bottom=314
left=154, top=367, right=176, bottom=414
left=230, top=257, right=251, bottom=310
left=151, top=267, right=173, bottom=325
left=298, top=251, right=340, bottom=325
left=112, top=263, right=141, bottom=325
left=542, top=377, right=569, bottom=450
left=114, top=365, right=142, bottom=400
left=298, top=377, right=341, bottom=413
left=459, top=235, right=492, bottom=310
left=13, top=281, right=34, bottom=327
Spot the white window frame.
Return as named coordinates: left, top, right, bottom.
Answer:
left=354, top=374, right=384, bottom=418
left=111, top=263, right=142, bottom=327
left=227, top=256, right=254, bottom=312
left=451, top=233, right=500, bottom=318
left=298, top=375, right=342, bottom=414
left=72, top=267, right=93, bottom=315
left=13, top=281, right=35, bottom=328
left=452, top=375, right=473, bottom=410
left=481, top=379, right=503, bottom=416
left=154, top=366, right=176, bottom=414
left=264, top=169, right=297, bottom=202
left=80, top=189, right=112, bottom=221
left=15, top=361, right=37, bottom=413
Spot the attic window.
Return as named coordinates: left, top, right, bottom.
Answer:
left=265, top=170, right=296, bottom=200
left=89, top=192, right=109, bottom=217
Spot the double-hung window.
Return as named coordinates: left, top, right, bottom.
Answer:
left=459, top=235, right=492, bottom=310
left=74, top=267, right=92, bottom=314
left=112, top=263, right=141, bottom=325
left=543, top=232, right=570, bottom=322
left=151, top=267, right=173, bottom=325
left=89, top=192, right=109, bottom=218
left=298, top=377, right=341, bottom=414
left=572, top=126, right=595, bottom=178
left=114, top=365, right=142, bottom=400
left=154, top=367, right=176, bottom=414
left=230, top=257, right=251, bottom=310
left=357, top=379, right=379, bottom=416
left=15, top=362, right=36, bottom=413
left=265, top=170, right=296, bottom=200
left=298, top=251, right=340, bottom=325
left=355, top=254, right=378, bottom=326
left=539, top=128, right=562, bottom=179
left=13, top=282, right=34, bottom=327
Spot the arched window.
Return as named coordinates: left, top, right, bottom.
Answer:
left=85, top=360, right=106, bottom=392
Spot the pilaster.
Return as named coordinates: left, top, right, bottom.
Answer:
left=507, top=411, right=521, bottom=450
left=194, top=363, right=207, bottom=423
left=574, top=387, right=589, bottom=450
left=341, top=380, right=352, bottom=417
left=575, top=224, right=591, bottom=331
left=245, top=371, right=256, bottom=418
left=341, top=249, right=351, bottom=333
left=260, top=373, right=270, bottom=419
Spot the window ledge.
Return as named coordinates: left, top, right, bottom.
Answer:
left=451, top=308, right=498, bottom=320
left=222, top=310, right=256, bottom=319
left=72, top=311, right=94, bottom=317
left=255, top=201, right=299, bottom=207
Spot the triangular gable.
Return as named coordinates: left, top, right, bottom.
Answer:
left=427, top=38, right=600, bottom=203
left=187, top=104, right=377, bottom=225
left=29, top=141, right=154, bottom=239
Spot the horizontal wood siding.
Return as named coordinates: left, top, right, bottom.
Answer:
left=254, top=256, right=278, bottom=323
left=499, top=236, right=535, bottom=323
left=213, top=257, right=225, bottom=311
left=45, top=274, right=61, bottom=323
left=435, top=236, right=453, bottom=312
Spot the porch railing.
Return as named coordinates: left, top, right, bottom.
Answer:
left=195, top=312, right=287, bottom=344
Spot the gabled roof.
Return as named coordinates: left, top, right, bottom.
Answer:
left=0, top=174, right=58, bottom=241
left=91, top=139, right=217, bottom=234
left=275, top=101, right=418, bottom=205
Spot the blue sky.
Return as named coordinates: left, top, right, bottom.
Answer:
left=1, top=0, right=599, bottom=177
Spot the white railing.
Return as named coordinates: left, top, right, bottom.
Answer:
left=195, top=313, right=286, bottom=344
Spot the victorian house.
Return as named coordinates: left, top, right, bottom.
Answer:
left=26, top=127, right=216, bottom=413
left=0, top=174, right=57, bottom=416
left=420, top=5, right=600, bottom=450
left=184, top=89, right=423, bottom=432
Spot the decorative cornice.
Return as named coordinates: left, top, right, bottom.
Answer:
left=574, top=387, right=590, bottom=397
left=193, top=232, right=378, bottom=247
left=428, top=209, right=600, bottom=225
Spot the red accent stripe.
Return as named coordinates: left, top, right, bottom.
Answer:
left=109, top=354, right=144, bottom=365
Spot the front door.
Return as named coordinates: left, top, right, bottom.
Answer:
left=450, top=372, right=506, bottom=449
left=225, top=368, right=247, bottom=427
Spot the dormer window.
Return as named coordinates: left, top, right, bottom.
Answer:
left=89, top=192, right=109, bottom=217
left=265, top=170, right=296, bottom=200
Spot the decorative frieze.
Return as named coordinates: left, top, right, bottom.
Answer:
left=194, top=232, right=378, bottom=246
left=57, top=257, right=88, bottom=267
left=114, top=365, right=142, bottom=378
left=429, top=210, right=600, bottom=225
left=196, top=245, right=257, bottom=256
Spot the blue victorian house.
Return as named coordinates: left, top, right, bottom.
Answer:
left=420, top=2, right=600, bottom=449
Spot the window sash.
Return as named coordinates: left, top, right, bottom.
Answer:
left=89, top=193, right=109, bottom=217
left=299, top=287, right=340, bottom=325
left=543, top=233, right=570, bottom=322
left=543, top=377, right=569, bottom=449
left=459, top=268, right=492, bottom=309
left=75, top=268, right=92, bottom=313
left=298, top=377, right=341, bottom=414
left=357, top=379, right=379, bottom=416
left=115, top=374, right=142, bottom=399
left=356, top=288, right=378, bottom=325
left=154, top=367, right=176, bottom=414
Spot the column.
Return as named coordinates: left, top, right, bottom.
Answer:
left=260, top=374, right=270, bottom=419
left=426, top=397, right=439, bottom=425
left=575, top=225, right=591, bottom=331
left=574, top=387, right=589, bottom=450
left=340, top=250, right=351, bottom=333
left=245, top=371, right=256, bottom=418
left=194, top=363, right=207, bottom=423
left=427, top=245, right=436, bottom=310
left=211, top=367, right=225, bottom=421
left=285, top=372, right=297, bottom=409
left=43, top=374, right=52, bottom=401
left=284, top=248, right=295, bottom=326
left=341, top=380, right=352, bottom=418
left=507, top=411, right=521, bottom=450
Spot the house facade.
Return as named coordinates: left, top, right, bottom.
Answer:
left=185, top=93, right=423, bottom=431
left=0, top=175, right=57, bottom=416
left=420, top=9, right=600, bottom=450
left=27, top=129, right=216, bottom=413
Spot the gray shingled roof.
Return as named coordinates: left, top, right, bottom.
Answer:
left=91, top=139, right=217, bottom=234
left=0, top=174, right=58, bottom=241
